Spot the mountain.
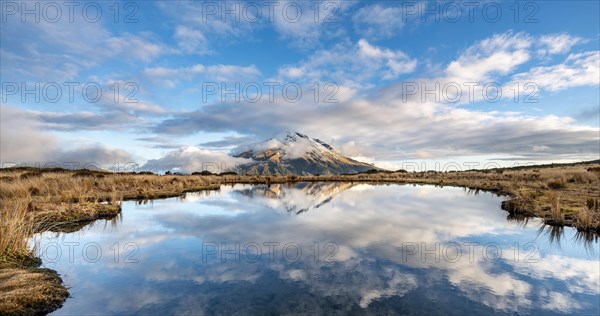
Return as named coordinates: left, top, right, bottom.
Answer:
left=232, top=131, right=384, bottom=175
left=234, top=182, right=356, bottom=214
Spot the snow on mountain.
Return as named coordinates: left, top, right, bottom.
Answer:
left=234, top=182, right=356, bottom=214
left=232, top=131, right=384, bottom=175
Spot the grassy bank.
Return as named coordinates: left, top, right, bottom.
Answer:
left=0, top=162, right=598, bottom=313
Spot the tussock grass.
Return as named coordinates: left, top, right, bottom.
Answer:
left=576, top=207, right=595, bottom=230
left=547, top=192, right=563, bottom=222
left=0, top=197, right=35, bottom=263
left=547, top=179, right=566, bottom=189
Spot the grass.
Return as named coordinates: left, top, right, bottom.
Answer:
left=0, top=162, right=599, bottom=314
left=0, top=197, right=35, bottom=263
left=547, top=192, right=563, bottom=223
left=576, top=207, right=595, bottom=230
left=0, top=266, right=69, bottom=315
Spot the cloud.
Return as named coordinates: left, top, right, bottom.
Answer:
left=144, top=64, right=206, bottom=83
left=0, top=105, right=134, bottom=168
left=35, top=111, right=144, bottom=131
left=532, top=145, right=550, bottom=152
left=105, top=33, right=166, bottom=62
left=144, top=64, right=261, bottom=86
left=537, top=33, right=583, bottom=56
left=271, top=0, right=345, bottom=49
left=445, top=32, right=532, bottom=82
left=352, top=4, right=404, bottom=39
left=144, top=31, right=598, bottom=163
left=4, top=20, right=597, bottom=169
left=199, top=135, right=257, bottom=148
left=0, top=105, right=57, bottom=164
left=382, top=31, right=597, bottom=105
left=205, top=64, right=262, bottom=82
left=174, top=25, right=211, bottom=55
left=140, top=147, right=251, bottom=173
left=151, top=81, right=599, bottom=162
left=0, top=48, right=80, bottom=82
left=357, top=39, right=417, bottom=79
left=90, top=81, right=169, bottom=115
left=11, top=80, right=170, bottom=132
left=136, top=136, right=184, bottom=149
left=52, top=146, right=133, bottom=167
left=512, top=51, right=600, bottom=92
left=276, top=39, right=416, bottom=89
left=574, top=106, right=600, bottom=123
left=0, top=14, right=170, bottom=82
left=156, top=0, right=261, bottom=55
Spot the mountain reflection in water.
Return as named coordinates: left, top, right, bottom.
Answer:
left=35, top=183, right=599, bottom=315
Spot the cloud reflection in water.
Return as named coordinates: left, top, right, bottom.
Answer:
left=36, top=183, right=599, bottom=315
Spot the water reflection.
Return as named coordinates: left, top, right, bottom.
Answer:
left=33, top=183, right=599, bottom=315
left=232, top=182, right=354, bottom=214
left=537, top=224, right=565, bottom=247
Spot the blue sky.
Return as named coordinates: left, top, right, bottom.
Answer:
left=1, top=0, right=599, bottom=172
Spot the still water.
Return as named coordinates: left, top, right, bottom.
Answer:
left=34, top=183, right=599, bottom=315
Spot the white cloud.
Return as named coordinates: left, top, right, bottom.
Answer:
left=144, top=64, right=260, bottom=86
left=1, top=105, right=134, bottom=167
left=156, top=0, right=262, bottom=55
left=532, top=145, right=550, bottom=152
left=280, top=67, right=305, bottom=79
left=357, top=39, right=417, bottom=79
left=445, top=32, right=532, bottom=82
left=205, top=65, right=261, bottom=82
left=391, top=32, right=595, bottom=105
left=277, top=39, right=416, bottom=88
left=0, top=105, right=57, bottom=163
left=352, top=4, right=404, bottom=39
left=143, top=31, right=598, bottom=163
left=145, top=65, right=205, bottom=79
left=271, top=0, right=343, bottom=49
left=512, top=51, right=600, bottom=92
left=0, top=11, right=170, bottom=82
left=105, top=33, right=165, bottom=62
left=537, top=33, right=583, bottom=56
left=152, top=83, right=599, bottom=162
left=141, top=147, right=251, bottom=173
left=174, top=25, right=211, bottom=55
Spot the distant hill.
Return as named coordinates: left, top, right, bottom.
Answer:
left=232, top=131, right=384, bottom=176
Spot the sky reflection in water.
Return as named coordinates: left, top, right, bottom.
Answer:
left=34, top=183, right=599, bottom=315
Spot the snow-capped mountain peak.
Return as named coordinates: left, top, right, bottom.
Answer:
left=232, top=131, right=383, bottom=175
left=235, top=131, right=335, bottom=160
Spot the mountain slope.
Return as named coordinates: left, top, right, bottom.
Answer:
left=232, top=131, right=383, bottom=175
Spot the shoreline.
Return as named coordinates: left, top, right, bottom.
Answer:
left=0, top=163, right=598, bottom=314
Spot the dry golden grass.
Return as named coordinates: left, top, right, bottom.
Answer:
left=0, top=197, right=34, bottom=263
left=0, top=266, right=69, bottom=315
left=547, top=192, right=563, bottom=222
left=576, top=207, right=595, bottom=230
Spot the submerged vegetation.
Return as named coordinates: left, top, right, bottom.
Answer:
left=0, top=161, right=599, bottom=314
